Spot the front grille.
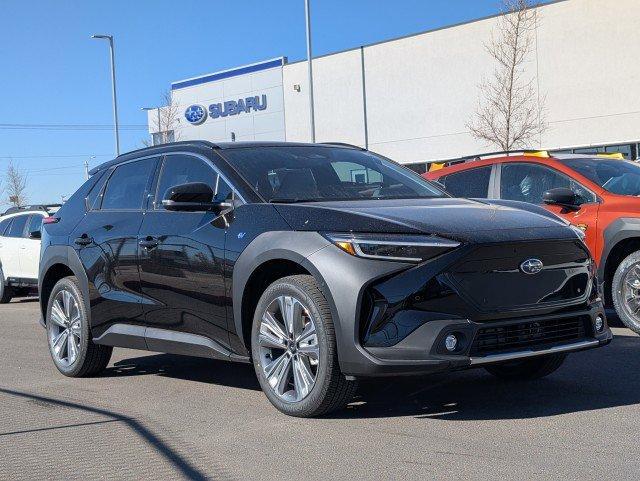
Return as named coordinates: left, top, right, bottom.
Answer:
left=470, top=316, right=590, bottom=356
left=449, top=240, right=591, bottom=312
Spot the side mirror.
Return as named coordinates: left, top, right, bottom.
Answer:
left=161, top=182, right=231, bottom=213
left=29, top=230, right=41, bottom=239
left=542, top=187, right=580, bottom=211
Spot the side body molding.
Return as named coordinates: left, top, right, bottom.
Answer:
left=38, top=245, right=91, bottom=326
left=600, top=217, right=640, bottom=281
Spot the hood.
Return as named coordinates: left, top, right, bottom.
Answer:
left=273, top=197, right=577, bottom=243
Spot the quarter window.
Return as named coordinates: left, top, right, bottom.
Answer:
left=101, top=158, right=157, bottom=210
left=6, top=215, right=28, bottom=238
left=440, top=166, right=492, bottom=198
left=500, top=163, right=595, bottom=205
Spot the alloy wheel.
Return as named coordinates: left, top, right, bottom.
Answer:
left=48, top=289, right=82, bottom=367
left=621, top=262, right=640, bottom=322
left=258, top=295, right=320, bottom=403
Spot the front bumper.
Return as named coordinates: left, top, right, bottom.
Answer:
left=307, top=242, right=611, bottom=378
left=351, top=304, right=611, bottom=377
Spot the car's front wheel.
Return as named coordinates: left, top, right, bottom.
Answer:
left=251, top=275, right=357, bottom=417
left=612, top=250, right=640, bottom=335
left=46, top=276, right=112, bottom=377
left=484, top=353, right=567, bottom=380
left=0, top=267, right=14, bottom=304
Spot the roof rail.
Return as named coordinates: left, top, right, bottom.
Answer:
left=320, top=142, right=365, bottom=150
left=2, top=204, right=61, bottom=216
left=429, top=149, right=549, bottom=170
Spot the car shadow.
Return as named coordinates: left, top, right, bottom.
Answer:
left=104, top=331, right=639, bottom=421
left=103, top=353, right=261, bottom=391
left=334, top=331, right=640, bottom=420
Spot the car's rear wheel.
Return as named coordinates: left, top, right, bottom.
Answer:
left=251, top=275, right=357, bottom=417
left=0, top=267, right=14, bottom=304
left=612, top=250, right=640, bottom=335
left=484, top=353, right=567, bottom=380
left=46, top=276, right=112, bottom=377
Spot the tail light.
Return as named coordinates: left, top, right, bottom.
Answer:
left=43, top=216, right=60, bottom=224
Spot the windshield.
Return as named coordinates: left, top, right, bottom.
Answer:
left=221, top=146, right=445, bottom=202
left=562, top=158, right=640, bottom=196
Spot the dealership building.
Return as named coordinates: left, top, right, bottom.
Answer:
left=147, top=0, right=640, bottom=171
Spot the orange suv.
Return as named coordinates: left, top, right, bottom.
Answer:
left=425, top=152, right=640, bottom=334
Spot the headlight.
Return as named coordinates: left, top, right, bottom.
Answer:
left=324, top=233, right=460, bottom=262
left=570, top=224, right=586, bottom=241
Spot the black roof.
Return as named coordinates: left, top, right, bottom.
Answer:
left=89, top=140, right=361, bottom=175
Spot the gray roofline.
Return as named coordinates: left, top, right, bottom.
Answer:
left=286, top=0, right=567, bottom=66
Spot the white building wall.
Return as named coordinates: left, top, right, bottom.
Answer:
left=157, top=59, right=287, bottom=143
left=283, top=0, right=640, bottom=163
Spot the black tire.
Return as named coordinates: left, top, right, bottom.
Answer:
left=46, top=276, right=112, bottom=377
left=251, top=274, right=357, bottom=417
left=0, top=267, right=13, bottom=304
left=484, top=353, right=567, bottom=380
left=612, top=250, right=640, bottom=335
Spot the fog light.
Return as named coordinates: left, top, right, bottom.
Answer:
left=445, top=334, right=458, bottom=352
left=595, top=315, right=604, bottom=332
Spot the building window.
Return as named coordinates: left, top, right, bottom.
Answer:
left=152, top=130, right=175, bottom=146
left=550, top=142, right=638, bottom=160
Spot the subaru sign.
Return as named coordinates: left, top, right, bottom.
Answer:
left=184, top=104, right=207, bottom=125
left=185, top=95, right=268, bottom=125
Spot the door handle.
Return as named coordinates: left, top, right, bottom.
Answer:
left=74, top=235, right=93, bottom=246
left=139, top=237, right=159, bottom=249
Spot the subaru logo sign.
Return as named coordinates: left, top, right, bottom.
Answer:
left=185, top=104, right=207, bottom=125
left=520, top=258, right=544, bottom=275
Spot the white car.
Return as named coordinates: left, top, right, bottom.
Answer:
left=0, top=205, right=59, bottom=303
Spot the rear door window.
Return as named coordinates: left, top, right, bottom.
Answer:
left=101, top=158, right=158, bottom=210
left=440, top=166, right=492, bottom=198
left=6, top=215, right=28, bottom=238
left=0, top=218, right=13, bottom=236
left=27, top=215, right=43, bottom=238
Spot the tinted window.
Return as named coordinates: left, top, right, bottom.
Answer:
left=101, top=158, right=157, bottom=210
left=222, top=146, right=443, bottom=202
left=85, top=170, right=107, bottom=210
left=500, top=163, right=595, bottom=205
left=561, top=158, right=640, bottom=196
left=215, top=176, right=234, bottom=202
left=7, top=215, right=28, bottom=238
left=0, top=218, right=12, bottom=236
left=441, top=166, right=492, bottom=198
left=156, top=154, right=217, bottom=206
left=27, top=215, right=43, bottom=237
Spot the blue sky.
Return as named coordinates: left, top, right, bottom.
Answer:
left=1, top=0, right=526, bottom=203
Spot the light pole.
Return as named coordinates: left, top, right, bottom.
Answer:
left=304, top=0, right=315, bottom=143
left=141, top=106, right=162, bottom=145
left=91, top=34, right=120, bottom=156
left=84, top=155, right=96, bottom=180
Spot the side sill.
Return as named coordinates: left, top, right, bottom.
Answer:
left=93, top=324, right=250, bottom=363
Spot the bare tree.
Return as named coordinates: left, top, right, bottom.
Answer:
left=5, top=160, right=28, bottom=207
left=468, top=0, right=545, bottom=151
left=142, top=90, right=181, bottom=147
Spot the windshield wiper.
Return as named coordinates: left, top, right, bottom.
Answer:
left=269, top=197, right=322, bottom=204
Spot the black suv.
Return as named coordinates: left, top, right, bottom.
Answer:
left=39, top=141, right=612, bottom=417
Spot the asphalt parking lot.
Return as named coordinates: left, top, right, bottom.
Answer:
left=1, top=298, right=639, bottom=481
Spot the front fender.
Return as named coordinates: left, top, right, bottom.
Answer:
left=232, top=231, right=411, bottom=375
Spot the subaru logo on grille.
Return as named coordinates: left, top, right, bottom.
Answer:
left=520, top=258, right=544, bottom=275
left=184, top=104, right=207, bottom=125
